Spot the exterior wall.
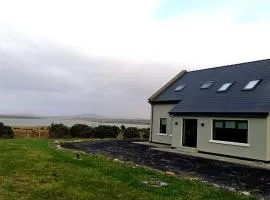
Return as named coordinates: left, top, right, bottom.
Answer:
left=150, top=104, right=175, bottom=144
left=266, top=117, right=270, bottom=160
left=172, top=116, right=269, bottom=161
left=171, top=117, right=182, bottom=148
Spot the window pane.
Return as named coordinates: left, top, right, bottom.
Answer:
left=225, top=121, right=236, bottom=129
left=217, top=82, right=233, bottom=92
left=160, top=118, right=166, bottom=125
left=214, top=121, right=223, bottom=128
left=201, top=81, right=214, bottom=89
left=237, top=122, right=248, bottom=130
left=174, top=84, right=186, bottom=91
left=160, top=118, right=167, bottom=134
left=243, top=80, right=260, bottom=90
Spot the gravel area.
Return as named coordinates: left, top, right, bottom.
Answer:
left=62, top=139, right=270, bottom=198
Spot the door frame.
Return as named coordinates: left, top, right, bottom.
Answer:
left=182, top=118, right=198, bottom=148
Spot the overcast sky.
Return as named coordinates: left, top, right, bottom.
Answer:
left=0, top=0, right=270, bottom=118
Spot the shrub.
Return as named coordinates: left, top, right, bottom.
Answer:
left=123, top=127, right=140, bottom=139
left=49, top=123, right=70, bottom=138
left=139, top=128, right=150, bottom=140
left=93, top=125, right=120, bottom=138
left=120, top=125, right=126, bottom=131
left=0, top=122, right=14, bottom=139
left=70, top=124, right=93, bottom=138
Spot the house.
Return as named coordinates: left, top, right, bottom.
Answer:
left=148, top=59, right=270, bottom=162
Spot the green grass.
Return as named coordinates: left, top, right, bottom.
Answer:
left=0, top=139, right=255, bottom=200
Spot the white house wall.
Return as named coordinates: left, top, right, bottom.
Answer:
left=266, top=116, right=270, bottom=160
left=150, top=104, right=175, bottom=144
left=172, top=116, right=268, bottom=161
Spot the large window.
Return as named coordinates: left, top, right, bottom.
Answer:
left=213, top=120, right=248, bottom=143
left=159, top=118, right=167, bottom=134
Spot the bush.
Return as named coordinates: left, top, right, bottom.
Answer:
left=70, top=124, right=93, bottom=138
left=140, top=128, right=150, bottom=140
left=0, top=122, right=14, bottom=139
left=123, top=127, right=140, bottom=139
left=120, top=125, right=126, bottom=131
left=93, top=125, right=120, bottom=138
left=49, top=123, right=70, bottom=138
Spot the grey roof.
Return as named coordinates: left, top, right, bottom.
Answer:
left=150, top=59, right=270, bottom=117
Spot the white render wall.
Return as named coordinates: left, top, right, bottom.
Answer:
left=150, top=104, right=175, bottom=144
left=266, top=116, right=270, bottom=160
left=172, top=116, right=268, bottom=161
left=150, top=103, right=270, bottom=161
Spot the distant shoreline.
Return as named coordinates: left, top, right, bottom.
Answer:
left=70, top=117, right=150, bottom=125
left=0, top=115, right=150, bottom=126
left=0, top=115, right=45, bottom=119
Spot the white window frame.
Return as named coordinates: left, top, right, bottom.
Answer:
left=209, top=119, right=250, bottom=147
left=158, top=118, right=167, bottom=135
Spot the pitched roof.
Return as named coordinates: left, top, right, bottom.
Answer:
left=148, top=70, right=187, bottom=102
left=150, top=59, right=270, bottom=117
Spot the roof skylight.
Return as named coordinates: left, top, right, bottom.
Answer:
left=217, top=82, right=234, bottom=92
left=201, top=81, right=214, bottom=89
left=243, top=79, right=261, bottom=90
left=174, top=84, right=186, bottom=91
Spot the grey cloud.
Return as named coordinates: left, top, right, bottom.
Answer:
left=0, top=26, right=179, bottom=118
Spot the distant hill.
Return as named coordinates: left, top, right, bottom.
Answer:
left=70, top=113, right=105, bottom=119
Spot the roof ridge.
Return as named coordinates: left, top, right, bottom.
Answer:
left=188, top=58, right=270, bottom=73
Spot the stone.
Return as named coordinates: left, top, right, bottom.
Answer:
left=189, top=178, right=200, bottom=181
left=54, top=140, right=61, bottom=144
left=148, top=180, right=160, bottom=185
left=54, top=145, right=62, bottom=150
left=165, top=171, right=176, bottom=176
left=113, top=158, right=124, bottom=163
left=228, top=187, right=236, bottom=192
left=241, top=191, right=251, bottom=196
left=143, top=180, right=168, bottom=187
left=159, top=181, right=168, bottom=187
left=201, top=181, right=208, bottom=184
left=213, top=184, right=220, bottom=188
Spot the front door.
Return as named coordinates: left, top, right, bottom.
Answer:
left=182, top=119, right=197, bottom=148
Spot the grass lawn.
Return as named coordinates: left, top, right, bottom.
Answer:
left=0, top=139, right=254, bottom=200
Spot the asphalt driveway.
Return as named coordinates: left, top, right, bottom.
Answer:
left=62, top=139, right=270, bottom=198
